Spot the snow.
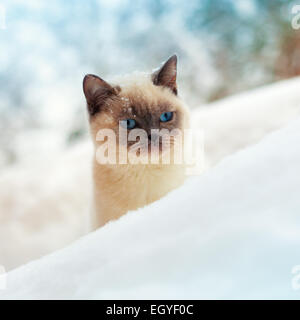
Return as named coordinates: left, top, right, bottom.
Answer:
left=191, top=76, right=300, bottom=166
left=0, top=77, right=300, bottom=299
left=1, top=77, right=300, bottom=272
left=1, top=82, right=300, bottom=299
left=0, top=142, right=92, bottom=270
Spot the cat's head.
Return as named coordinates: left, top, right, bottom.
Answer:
left=83, top=55, right=190, bottom=163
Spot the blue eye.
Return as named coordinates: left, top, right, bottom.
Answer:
left=120, top=119, right=136, bottom=129
left=160, top=112, right=173, bottom=122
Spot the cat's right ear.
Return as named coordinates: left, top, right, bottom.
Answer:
left=83, top=74, right=116, bottom=116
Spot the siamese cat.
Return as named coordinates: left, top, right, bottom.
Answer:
left=83, top=55, right=190, bottom=229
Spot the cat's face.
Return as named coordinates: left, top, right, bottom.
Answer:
left=83, top=55, right=190, bottom=163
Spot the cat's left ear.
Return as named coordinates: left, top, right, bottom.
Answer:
left=152, top=54, right=177, bottom=95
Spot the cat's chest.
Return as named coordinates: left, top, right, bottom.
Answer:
left=95, top=163, right=185, bottom=208
left=115, top=165, right=184, bottom=204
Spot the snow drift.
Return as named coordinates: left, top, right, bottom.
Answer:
left=191, top=76, right=300, bottom=166
left=1, top=113, right=300, bottom=299
left=1, top=77, right=300, bottom=272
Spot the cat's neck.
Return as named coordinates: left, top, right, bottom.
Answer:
left=91, top=159, right=186, bottom=228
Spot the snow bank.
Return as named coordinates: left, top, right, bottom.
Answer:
left=0, top=142, right=92, bottom=270
left=1, top=77, right=300, bottom=272
left=1, top=114, right=300, bottom=299
left=192, top=77, right=300, bottom=166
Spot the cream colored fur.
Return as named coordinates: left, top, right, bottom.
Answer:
left=88, top=72, right=190, bottom=229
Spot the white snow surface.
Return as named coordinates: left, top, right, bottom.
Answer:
left=0, top=142, right=92, bottom=269
left=1, top=77, right=300, bottom=299
left=1, top=77, right=300, bottom=272
left=191, top=76, right=300, bottom=166
left=1, top=102, right=300, bottom=299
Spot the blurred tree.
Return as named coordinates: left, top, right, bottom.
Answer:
left=1, top=0, right=299, bottom=168
left=185, top=0, right=300, bottom=100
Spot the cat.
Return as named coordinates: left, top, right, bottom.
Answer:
left=83, top=55, right=190, bottom=229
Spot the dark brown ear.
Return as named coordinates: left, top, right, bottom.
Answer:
left=83, top=74, right=117, bottom=116
left=152, top=54, right=177, bottom=95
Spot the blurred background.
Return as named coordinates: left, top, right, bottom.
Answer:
left=0, top=0, right=300, bottom=169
